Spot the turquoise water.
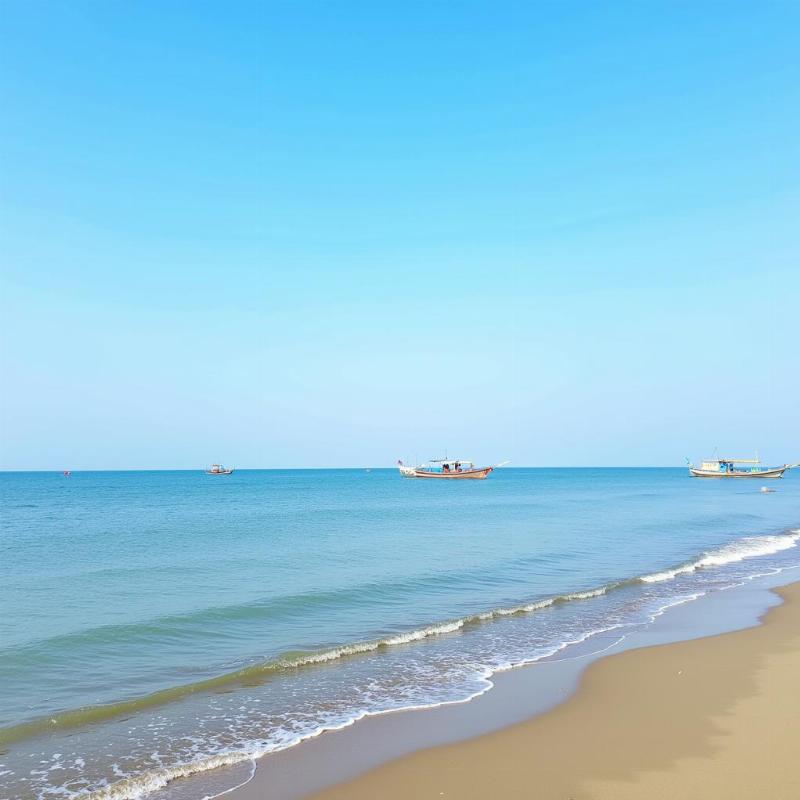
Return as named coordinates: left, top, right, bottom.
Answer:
left=1, top=468, right=799, bottom=799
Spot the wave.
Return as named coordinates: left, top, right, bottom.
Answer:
left=74, top=623, right=640, bottom=800
left=2, top=552, right=567, bottom=660
left=70, top=590, right=726, bottom=800
left=0, top=585, right=617, bottom=748
left=4, top=528, right=799, bottom=750
left=10, top=526, right=800, bottom=800
left=78, top=751, right=258, bottom=800
left=640, top=529, right=800, bottom=583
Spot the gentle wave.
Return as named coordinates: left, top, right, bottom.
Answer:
left=73, top=593, right=720, bottom=800
left=81, top=751, right=258, bottom=800
left=11, top=526, right=799, bottom=800
left=5, top=528, right=799, bottom=750
left=640, top=530, right=800, bottom=583
left=77, top=622, right=639, bottom=800
left=1, top=556, right=558, bottom=660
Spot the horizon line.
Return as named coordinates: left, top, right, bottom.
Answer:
left=1, top=465, right=691, bottom=473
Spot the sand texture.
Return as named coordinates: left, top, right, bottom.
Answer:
left=307, top=583, right=800, bottom=800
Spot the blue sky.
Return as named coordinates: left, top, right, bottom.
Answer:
left=1, top=1, right=798, bottom=469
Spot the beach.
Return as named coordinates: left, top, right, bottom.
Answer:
left=277, top=581, right=800, bottom=800
left=2, top=470, right=798, bottom=800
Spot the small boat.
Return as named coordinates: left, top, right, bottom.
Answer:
left=205, top=464, right=234, bottom=475
left=760, top=486, right=776, bottom=493
left=397, top=458, right=508, bottom=480
left=687, top=455, right=797, bottom=479
left=63, top=470, right=71, bottom=477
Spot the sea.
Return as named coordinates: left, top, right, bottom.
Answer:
left=1, top=468, right=799, bottom=800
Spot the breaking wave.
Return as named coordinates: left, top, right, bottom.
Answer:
left=6, top=527, right=799, bottom=800
left=8, top=528, right=799, bottom=752
left=640, top=530, right=800, bottom=583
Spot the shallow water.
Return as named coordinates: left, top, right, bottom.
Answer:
left=1, top=468, right=799, bottom=799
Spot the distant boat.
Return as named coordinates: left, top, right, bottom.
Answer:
left=760, top=486, right=777, bottom=493
left=205, top=464, right=234, bottom=475
left=63, top=470, right=71, bottom=477
left=397, top=458, right=508, bottom=480
left=687, top=455, right=797, bottom=479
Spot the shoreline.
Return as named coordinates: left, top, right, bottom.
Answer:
left=313, top=580, right=800, bottom=800
left=5, top=508, right=799, bottom=800
left=222, top=572, right=800, bottom=800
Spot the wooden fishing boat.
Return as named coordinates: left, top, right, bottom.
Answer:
left=687, top=456, right=797, bottom=479
left=205, top=464, right=234, bottom=475
left=397, top=458, right=508, bottom=480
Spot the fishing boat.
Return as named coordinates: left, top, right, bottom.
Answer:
left=205, top=464, right=234, bottom=475
left=687, top=455, right=797, bottom=479
left=397, top=458, right=508, bottom=479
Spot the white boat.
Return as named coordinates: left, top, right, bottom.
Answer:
left=397, top=458, right=508, bottom=480
left=687, top=455, right=796, bottom=479
left=205, top=464, right=234, bottom=475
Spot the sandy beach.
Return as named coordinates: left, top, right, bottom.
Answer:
left=5, top=473, right=798, bottom=800
left=3, top=3, right=798, bottom=798
left=232, top=580, right=800, bottom=800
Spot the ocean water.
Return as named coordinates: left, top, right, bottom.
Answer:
left=1, top=467, right=799, bottom=799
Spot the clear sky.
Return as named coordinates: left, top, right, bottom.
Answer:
left=1, top=1, right=798, bottom=469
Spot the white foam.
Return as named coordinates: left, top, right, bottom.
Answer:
left=384, top=619, right=465, bottom=645
left=640, top=564, right=697, bottom=583
left=276, top=618, right=471, bottom=671
left=81, top=752, right=257, bottom=800
left=641, top=531, right=800, bottom=583
left=490, top=598, right=555, bottom=617
left=564, top=587, right=608, bottom=600
left=484, top=587, right=607, bottom=619
left=281, top=639, right=382, bottom=666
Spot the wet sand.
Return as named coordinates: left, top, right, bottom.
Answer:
left=231, top=581, right=800, bottom=799
left=309, top=582, right=800, bottom=799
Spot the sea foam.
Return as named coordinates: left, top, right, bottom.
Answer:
left=641, top=530, right=800, bottom=583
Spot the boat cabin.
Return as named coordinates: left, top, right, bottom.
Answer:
left=700, top=458, right=762, bottom=474
left=422, top=458, right=474, bottom=474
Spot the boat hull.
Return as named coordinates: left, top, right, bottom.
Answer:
left=689, top=466, right=786, bottom=478
left=205, top=470, right=234, bottom=475
left=402, top=467, right=494, bottom=479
